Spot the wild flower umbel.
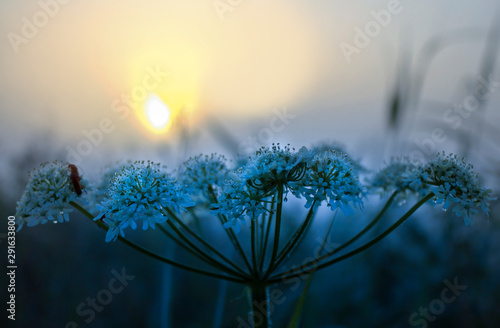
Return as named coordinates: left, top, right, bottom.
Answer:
left=214, top=146, right=364, bottom=231
left=313, top=141, right=365, bottom=173
left=370, top=158, right=427, bottom=205
left=95, top=161, right=195, bottom=242
left=211, top=169, right=269, bottom=233
left=213, top=144, right=315, bottom=232
left=242, top=144, right=315, bottom=197
left=15, top=161, right=90, bottom=230
left=408, top=153, right=495, bottom=224
left=299, top=150, right=364, bottom=215
left=178, top=154, right=229, bottom=201
left=88, top=161, right=130, bottom=214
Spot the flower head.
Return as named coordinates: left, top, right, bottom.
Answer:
left=211, top=168, right=269, bottom=233
left=370, top=157, right=426, bottom=205
left=88, top=161, right=130, bottom=214
left=95, top=161, right=195, bottom=242
left=313, top=141, right=365, bottom=173
left=408, top=153, right=495, bottom=224
left=177, top=154, right=229, bottom=201
left=214, top=146, right=364, bottom=231
left=299, top=150, right=364, bottom=215
left=15, top=161, right=90, bottom=230
left=242, top=144, right=315, bottom=197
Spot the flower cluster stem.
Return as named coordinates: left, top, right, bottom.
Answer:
left=69, top=201, right=246, bottom=284
left=251, top=218, right=258, bottom=276
left=209, top=186, right=254, bottom=274
left=268, top=202, right=316, bottom=275
left=164, top=218, right=247, bottom=279
left=269, top=192, right=434, bottom=283
left=266, top=185, right=284, bottom=278
left=164, top=207, right=248, bottom=277
left=259, top=196, right=275, bottom=273
left=250, top=283, right=271, bottom=328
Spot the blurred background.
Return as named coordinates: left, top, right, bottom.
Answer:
left=0, top=0, right=499, bottom=327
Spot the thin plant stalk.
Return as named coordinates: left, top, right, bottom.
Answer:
left=268, top=203, right=316, bottom=275
left=209, top=186, right=254, bottom=274
left=69, top=201, right=246, bottom=284
left=250, top=283, right=270, bottom=328
left=259, top=195, right=275, bottom=273
left=164, top=207, right=248, bottom=277
left=165, top=218, right=247, bottom=278
left=271, top=190, right=398, bottom=280
left=266, top=185, right=284, bottom=278
left=251, top=216, right=259, bottom=276
left=270, top=192, right=434, bottom=283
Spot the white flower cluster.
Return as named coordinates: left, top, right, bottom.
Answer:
left=15, top=161, right=89, bottom=230
left=407, top=153, right=495, bottom=224
left=212, top=169, right=269, bottom=233
left=95, top=161, right=195, bottom=242
left=177, top=154, right=229, bottom=201
left=213, top=146, right=364, bottom=231
left=313, top=141, right=365, bottom=173
left=299, top=150, right=364, bottom=215
left=370, top=158, right=426, bottom=205
left=88, top=161, right=130, bottom=214
left=241, top=144, right=315, bottom=196
left=15, top=148, right=494, bottom=239
left=212, top=145, right=314, bottom=232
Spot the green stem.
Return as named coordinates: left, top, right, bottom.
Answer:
left=250, top=283, right=270, bottom=328
left=69, top=201, right=246, bottom=284
left=157, top=224, right=200, bottom=255
left=158, top=222, right=247, bottom=278
left=269, top=192, right=434, bottom=284
left=257, top=211, right=265, bottom=262
left=225, top=215, right=254, bottom=274
left=165, top=218, right=246, bottom=279
left=187, top=209, right=207, bottom=238
left=265, top=185, right=284, bottom=278
left=271, top=191, right=397, bottom=280
left=209, top=187, right=254, bottom=274
left=251, top=217, right=258, bottom=277
left=268, top=202, right=316, bottom=275
left=259, top=196, right=275, bottom=273
left=164, top=207, right=248, bottom=277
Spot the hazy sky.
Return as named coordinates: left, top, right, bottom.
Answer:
left=1, top=0, right=499, bottom=176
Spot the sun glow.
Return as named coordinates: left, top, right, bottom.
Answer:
left=140, top=94, right=173, bottom=134
left=128, top=45, right=200, bottom=137
left=90, top=0, right=321, bottom=139
left=146, top=94, right=171, bottom=129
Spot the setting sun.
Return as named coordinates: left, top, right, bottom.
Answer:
left=145, top=94, right=171, bottom=130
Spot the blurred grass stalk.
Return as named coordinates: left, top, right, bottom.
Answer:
left=386, top=15, right=500, bottom=155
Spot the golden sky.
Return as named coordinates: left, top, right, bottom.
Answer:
left=1, top=0, right=499, bottom=166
